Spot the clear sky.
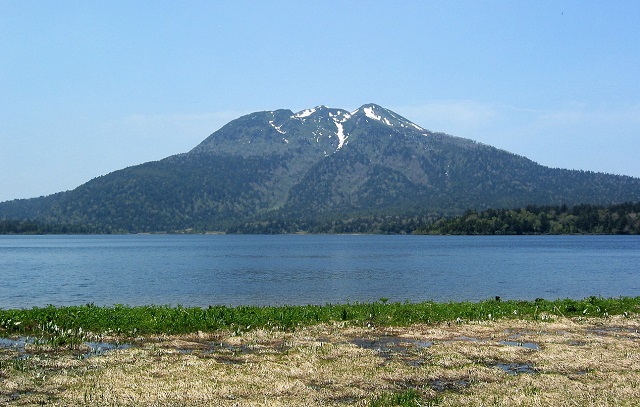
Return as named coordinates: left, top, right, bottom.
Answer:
left=1, top=1, right=639, bottom=202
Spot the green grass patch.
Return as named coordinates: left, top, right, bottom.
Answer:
left=1, top=296, right=638, bottom=340
left=369, top=389, right=443, bottom=406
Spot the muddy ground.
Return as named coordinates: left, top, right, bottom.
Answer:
left=1, top=316, right=639, bottom=406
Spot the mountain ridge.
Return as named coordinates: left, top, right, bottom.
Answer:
left=1, top=103, right=639, bottom=233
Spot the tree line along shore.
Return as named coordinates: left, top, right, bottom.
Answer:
left=1, top=201, right=639, bottom=235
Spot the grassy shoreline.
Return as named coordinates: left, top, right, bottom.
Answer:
left=2, top=298, right=640, bottom=406
left=2, top=297, right=639, bottom=339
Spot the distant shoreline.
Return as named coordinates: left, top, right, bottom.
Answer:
left=2, top=201, right=639, bottom=235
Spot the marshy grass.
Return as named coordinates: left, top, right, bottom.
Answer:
left=1, top=297, right=639, bottom=406
left=1, top=296, right=638, bottom=339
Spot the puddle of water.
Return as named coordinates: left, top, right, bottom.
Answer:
left=350, top=336, right=433, bottom=367
left=430, top=379, right=469, bottom=392
left=492, top=362, right=537, bottom=375
left=81, top=341, right=132, bottom=358
left=10, top=390, right=35, bottom=401
left=405, top=359, right=425, bottom=367
left=499, top=340, right=541, bottom=351
left=0, top=337, right=29, bottom=353
left=586, top=326, right=640, bottom=337
left=350, top=336, right=433, bottom=355
left=415, top=340, right=433, bottom=349
left=0, top=336, right=132, bottom=359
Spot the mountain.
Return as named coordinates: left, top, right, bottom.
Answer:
left=1, top=103, right=640, bottom=233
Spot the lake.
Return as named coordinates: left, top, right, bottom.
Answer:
left=0, top=235, right=638, bottom=309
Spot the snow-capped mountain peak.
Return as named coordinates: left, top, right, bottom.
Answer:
left=363, top=105, right=388, bottom=123
left=292, top=106, right=320, bottom=119
left=192, top=103, right=429, bottom=157
left=291, top=103, right=424, bottom=131
left=287, top=103, right=430, bottom=151
left=289, top=106, right=356, bottom=149
left=292, top=105, right=351, bottom=121
left=352, top=103, right=425, bottom=132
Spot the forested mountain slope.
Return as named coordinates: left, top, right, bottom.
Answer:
left=2, top=104, right=640, bottom=233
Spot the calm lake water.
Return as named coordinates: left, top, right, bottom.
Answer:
left=1, top=235, right=639, bottom=309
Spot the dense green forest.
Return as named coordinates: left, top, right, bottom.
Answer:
left=229, top=202, right=640, bottom=234
left=225, top=212, right=439, bottom=234
left=415, top=202, right=640, bottom=235
left=2, top=202, right=639, bottom=235
left=0, top=219, right=98, bottom=235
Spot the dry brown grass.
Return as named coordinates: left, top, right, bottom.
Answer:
left=1, top=316, right=639, bottom=406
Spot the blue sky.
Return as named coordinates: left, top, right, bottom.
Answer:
left=1, top=1, right=639, bottom=202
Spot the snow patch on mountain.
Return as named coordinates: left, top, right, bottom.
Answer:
left=329, top=110, right=352, bottom=150
left=334, top=120, right=347, bottom=149
left=363, top=106, right=382, bottom=121
left=287, top=104, right=426, bottom=150
left=269, top=120, right=286, bottom=134
left=293, top=107, right=317, bottom=119
left=362, top=106, right=394, bottom=127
